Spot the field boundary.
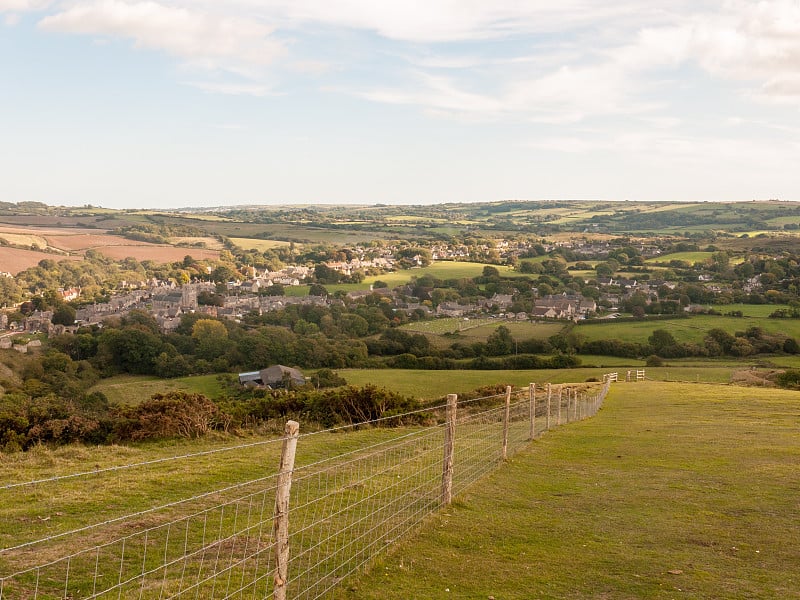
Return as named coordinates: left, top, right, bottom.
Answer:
left=0, top=379, right=612, bottom=599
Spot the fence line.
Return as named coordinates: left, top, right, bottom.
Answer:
left=0, top=379, right=612, bottom=599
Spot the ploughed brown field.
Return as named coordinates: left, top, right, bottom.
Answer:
left=0, top=247, right=82, bottom=274
left=0, top=224, right=220, bottom=271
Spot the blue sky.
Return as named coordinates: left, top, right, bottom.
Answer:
left=1, top=0, right=800, bottom=208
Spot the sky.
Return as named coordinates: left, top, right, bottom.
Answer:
left=1, top=0, right=800, bottom=209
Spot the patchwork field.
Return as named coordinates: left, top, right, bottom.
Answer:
left=0, top=223, right=221, bottom=265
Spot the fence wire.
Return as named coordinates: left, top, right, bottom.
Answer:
left=0, top=380, right=610, bottom=600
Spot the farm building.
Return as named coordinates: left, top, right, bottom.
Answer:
left=238, top=365, right=307, bottom=389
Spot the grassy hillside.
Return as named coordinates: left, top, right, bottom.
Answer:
left=337, top=381, right=800, bottom=599
left=576, top=314, right=800, bottom=345
left=340, top=367, right=736, bottom=399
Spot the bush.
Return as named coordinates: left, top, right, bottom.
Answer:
left=776, top=369, right=800, bottom=389
left=645, top=355, right=664, bottom=367
left=113, top=392, right=229, bottom=441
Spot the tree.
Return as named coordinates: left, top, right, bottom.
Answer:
left=486, top=325, right=514, bottom=356
left=191, top=319, right=230, bottom=360
left=211, top=265, right=238, bottom=283
left=314, top=264, right=342, bottom=284
left=52, top=304, right=76, bottom=326
left=309, top=283, right=329, bottom=296
left=96, top=326, right=164, bottom=374
left=648, top=329, right=677, bottom=354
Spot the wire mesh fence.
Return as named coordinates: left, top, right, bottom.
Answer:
left=0, top=379, right=611, bottom=599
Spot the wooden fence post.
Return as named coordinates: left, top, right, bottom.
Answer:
left=557, top=385, right=563, bottom=426
left=546, top=383, right=551, bottom=430
left=566, top=387, right=572, bottom=423
left=273, top=420, right=300, bottom=600
left=528, top=383, right=536, bottom=440
left=441, top=394, right=457, bottom=506
left=502, top=385, right=512, bottom=460
left=573, top=389, right=578, bottom=421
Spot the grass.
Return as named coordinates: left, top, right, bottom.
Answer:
left=279, top=262, right=535, bottom=297
left=339, top=367, right=736, bottom=399
left=228, top=237, right=295, bottom=251
left=646, top=251, right=713, bottom=265
left=399, top=317, right=497, bottom=335
left=709, top=303, right=790, bottom=317
left=455, top=321, right=564, bottom=341
left=336, top=381, right=800, bottom=599
left=90, top=374, right=229, bottom=405
left=576, top=314, right=800, bottom=345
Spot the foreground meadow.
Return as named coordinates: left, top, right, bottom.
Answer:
left=337, top=381, right=800, bottom=599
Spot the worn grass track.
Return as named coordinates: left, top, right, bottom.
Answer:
left=336, top=381, right=800, bottom=599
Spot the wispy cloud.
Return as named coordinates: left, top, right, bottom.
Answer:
left=38, top=0, right=286, bottom=76
left=185, top=80, right=276, bottom=97
left=0, top=0, right=52, bottom=11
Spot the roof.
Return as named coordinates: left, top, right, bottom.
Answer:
left=238, top=365, right=306, bottom=387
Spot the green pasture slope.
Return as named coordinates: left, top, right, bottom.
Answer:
left=576, top=313, right=800, bottom=345
left=90, top=374, right=227, bottom=405
left=89, top=364, right=740, bottom=407
left=338, top=381, right=800, bottom=599
left=340, top=367, right=736, bottom=400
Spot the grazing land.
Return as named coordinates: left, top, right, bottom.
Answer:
left=94, top=244, right=220, bottom=262
left=339, top=367, right=736, bottom=399
left=577, top=314, right=800, bottom=345
left=337, top=381, right=800, bottom=599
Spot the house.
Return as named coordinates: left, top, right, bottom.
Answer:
left=531, top=306, right=558, bottom=319
left=238, top=365, right=307, bottom=389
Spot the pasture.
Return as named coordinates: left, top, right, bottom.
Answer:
left=339, top=381, right=800, bottom=598
left=87, top=366, right=742, bottom=407
left=709, top=303, right=791, bottom=317
left=576, top=314, right=800, bottom=345
left=339, top=367, right=735, bottom=399
left=281, top=261, right=533, bottom=297
left=454, top=320, right=564, bottom=341
left=228, top=237, right=295, bottom=251
left=399, top=317, right=497, bottom=335
left=645, top=251, right=713, bottom=264
left=89, top=374, right=229, bottom=405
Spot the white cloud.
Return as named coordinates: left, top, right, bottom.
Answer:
left=39, top=0, right=285, bottom=75
left=0, top=0, right=52, bottom=11
left=217, top=0, right=705, bottom=44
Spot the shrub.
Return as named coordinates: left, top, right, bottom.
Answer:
left=114, top=392, right=229, bottom=440
left=645, top=355, right=664, bottom=367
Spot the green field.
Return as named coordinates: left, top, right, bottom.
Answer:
left=399, top=317, right=562, bottom=338
left=228, top=237, right=295, bottom=251
left=577, top=314, right=800, bottom=345
left=339, top=367, right=736, bottom=399
left=90, top=374, right=228, bottom=405
left=458, top=321, right=564, bottom=341
left=85, top=365, right=742, bottom=408
left=283, top=261, right=534, bottom=297
left=709, top=303, right=791, bottom=317
left=646, top=251, right=713, bottom=265
left=337, top=381, right=800, bottom=598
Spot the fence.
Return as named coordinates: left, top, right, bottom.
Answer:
left=0, top=379, right=611, bottom=599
